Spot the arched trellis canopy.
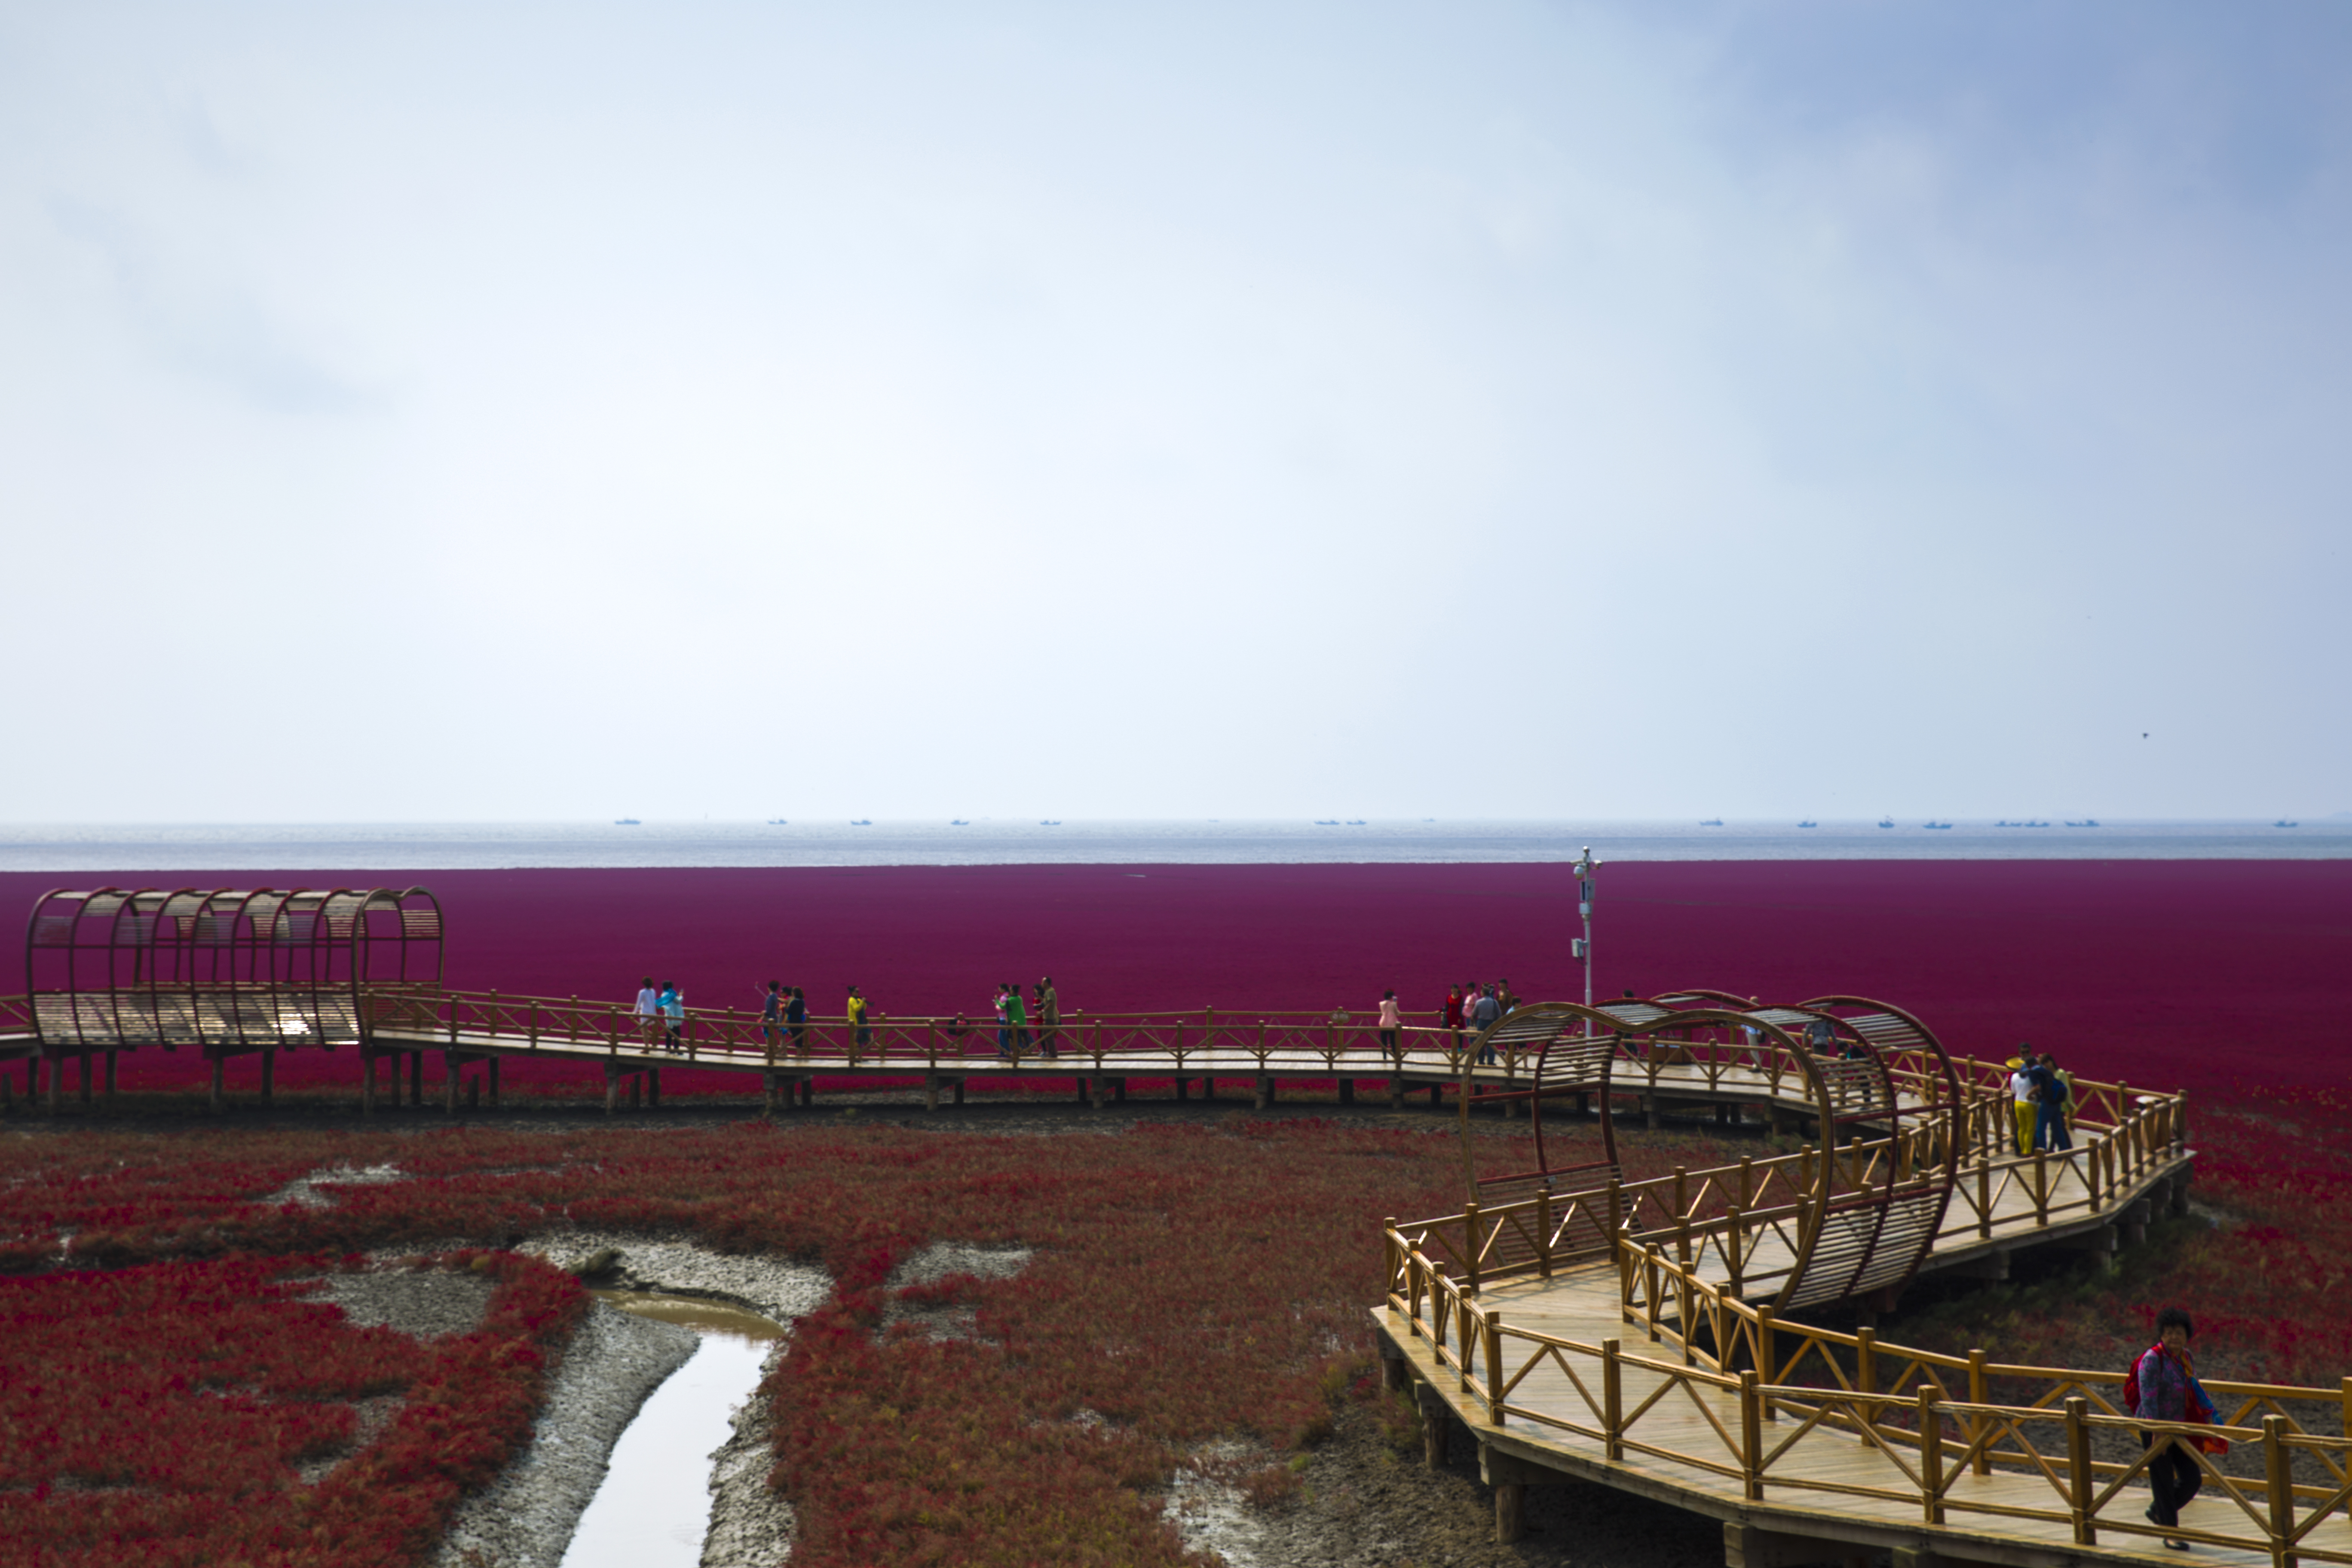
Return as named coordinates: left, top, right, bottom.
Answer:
left=1459, top=990, right=1964, bottom=1314
left=25, top=887, right=444, bottom=1054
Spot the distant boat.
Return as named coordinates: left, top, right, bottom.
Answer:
left=614, top=818, right=641, bottom=826
left=1797, top=821, right=1817, bottom=829
left=950, top=819, right=969, bottom=826
left=1700, top=818, right=1724, bottom=827
left=850, top=819, right=872, bottom=826
left=2275, top=820, right=2300, bottom=828
left=1039, top=820, right=1061, bottom=826
left=1315, top=819, right=1339, bottom=826
left=1923, top=821, right=1953, bottom=830
left=765, top=818, right=788, bottom=825
left=1877, top=818, right=1894, bottom=829
left=2065, top=819, right=2100, bottom=827
left=1345, top=819, right=1367, bottom=826
left=1997, top=819, right=2049, bottom=827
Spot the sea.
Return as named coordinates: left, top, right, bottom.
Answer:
left=0, top=819, right=2345, bottom=872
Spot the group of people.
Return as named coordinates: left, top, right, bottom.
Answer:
left=1441, top=979, right=1516, bottom=1064
left=632, top=978, right=687, bottom=1052
left=2007, top=1047, right=2075, bottom=1153
left=978, top=977, right=1061, bottom=1058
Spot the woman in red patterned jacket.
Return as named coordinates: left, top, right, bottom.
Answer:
left=2125, top=1307, right=2218, bottom=1550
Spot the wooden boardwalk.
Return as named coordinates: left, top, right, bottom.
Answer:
left=1378, top=1113, right=2352, bottom=1568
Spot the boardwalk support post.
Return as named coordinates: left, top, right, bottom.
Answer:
left=260, top=1049, right=274, bottom=1108
left=1602, top=1338, right=1624, bottom=1461
left=1494, top=1480, right=1524, bottom=1544
left=2263, top=1415, right=2295, bottom=1568
left=208, top=1056, right=222, bottom=1114
left=1484, top=1309, right=1505, bottom=1426
left=104, top=1049, right=116, bottom=1102
left=2064, top=1397, right=2094, bottom=1546
left=604, top=1060, right=618, bottom=1116
left=1419, top=1384, right=1448, bottom=1470
left=488, top=1057, right=500, bottom=1107
left=1917, top=1385, right=1943, bottom=1524
left=1740, top=1370, right=1764, bottom=1501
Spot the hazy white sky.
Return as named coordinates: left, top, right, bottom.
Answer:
left=3, top=1, right=2346, bottom=823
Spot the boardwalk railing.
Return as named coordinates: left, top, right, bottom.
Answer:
left=355, top=987, right=1497, bottom=1075
left=1390, top=1083, right=2186, bottom=1302
left=1386, top=1199, right=2352, bottom=1568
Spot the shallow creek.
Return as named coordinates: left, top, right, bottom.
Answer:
left=560, top=1292, right=785, bottom=1568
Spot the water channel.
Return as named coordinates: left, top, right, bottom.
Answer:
left=560, top=1292, right=785, bottom=1568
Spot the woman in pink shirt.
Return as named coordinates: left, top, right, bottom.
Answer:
left=1377, top=989, right=1402, bottom=1053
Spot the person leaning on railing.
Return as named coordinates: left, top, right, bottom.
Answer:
left=2125, top=1306, right=2223, bottom=1551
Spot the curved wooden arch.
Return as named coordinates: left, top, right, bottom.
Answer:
left=1461, top=989, right=1965, bottom=1314
left=24, top=886, right=444, bottom=1054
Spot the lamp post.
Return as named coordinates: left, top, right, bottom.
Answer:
left=1571, top=846, right=1598, bottom=1033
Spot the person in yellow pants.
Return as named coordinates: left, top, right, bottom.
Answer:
left=2007, top=1053, right=2038, bottom=1156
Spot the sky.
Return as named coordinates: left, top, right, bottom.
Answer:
left=2, top=1, right=2347, bottom=824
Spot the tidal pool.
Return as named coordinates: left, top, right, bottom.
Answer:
left=558, top=1293, right=784, bottom=1568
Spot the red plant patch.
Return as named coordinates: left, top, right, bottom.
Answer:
left=0, top=1249, right=584, bottom=1568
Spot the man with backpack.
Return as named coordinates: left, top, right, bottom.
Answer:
left=2030, top=1051, right=2073, bottom=1151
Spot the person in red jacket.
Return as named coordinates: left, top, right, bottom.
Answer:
left=1442, top=984, right=1465, bottom=1034
left=2125, top=1306, right=2218, bottom=1550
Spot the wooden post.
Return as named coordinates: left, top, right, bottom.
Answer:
left=1483, top=1309, right=1505, bottom=1425
left=604, top=1060, right=618, bottom=1116
left=78, top=1050, right=91, bottom=1107
left=763, top=1071, right=778, bottom=1118
left=1536, top=1189, right=1554, bottom=1280
left=466, top=1075, right=479, bottom=1110
left=444, top=1051, right=459, bottom=1113
left=2064, top=1396, right=2095, bottom=1546
left=2263, top=1415, right=2295, bottom=1568
left=1757, top=1308, right=1777, bottom=1421
left=409, top=1050, right=423, bottom=1106
left=1422, top=1389, right=1446, bottom=1469
left=1740, top=1369, right=1764, bottom=1500
left=104, top=1050, right=116, bottom=1102
left=361, top=1052, right=375, bottom=1116
left=208, top=1055, right=223, bottom=1113
left=1494, top=1479, right=1525, bottom=1544
left=260, top=1049, right=274, bottom=1107
left=647, top=1068, right=660, bottom=1108
left=2034, top=1148, right=2051, bottom=1225
left=487, top=1057, right=500, bottom=1107
left=1977, top=1155, right=1992, bottom=1239
left=1463, top=1202, right=1482, bottom=1298
left=1602, top=1338, right=1624, bottom=1460
left=1969, top=1349, right=1991, bottom=1475
left=1918, top=1384, right=1944, bottom=1523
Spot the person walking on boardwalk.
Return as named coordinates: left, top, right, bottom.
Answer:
left=992, top=984, right=1013, bottom=1057
left=659, top=980, right=685, bottom=1053
left=1443, top=984, right=1465, bottom=1037
left=760, top=980, right=784, bottom=1057
left=634, top=977, right=660, bottom=1049
left=786, top=986, right=808, bottom=1055
left=2125, top=1307, right=2220, bottom=1550
left=2008, top=1051, right=2038, bottom=1156
left=1377, top=989, right=1402, bottom=1056
left=1037, top=977, right=1060, bottom=1059
left=847, top=985, right=872, bottom=1051
left=1005, top=983, right=1031, bottom=1055
left=1470, top=983, right=1501, bottom=1064
left=2030, top=1051, right=2074, bottom=1152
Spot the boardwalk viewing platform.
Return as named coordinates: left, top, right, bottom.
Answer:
left=12, top=885, right=2341, bottom=1566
